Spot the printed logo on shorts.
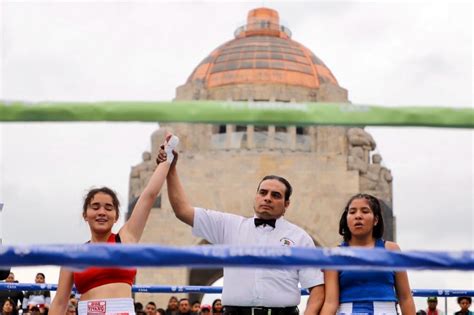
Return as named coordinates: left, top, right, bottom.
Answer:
left=87, top=301, right=106, bottom=314
left=280, top=237, right=295, bottom=246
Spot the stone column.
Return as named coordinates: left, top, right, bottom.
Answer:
left=308, top=126, right=317, bottom=152
left=288, top=126, right=296, bottom=151
left=247, top=125, right=255, bottom=149
left=226, top=124, right=235, bottom=150
left=267, top=125, right=275, bottom=150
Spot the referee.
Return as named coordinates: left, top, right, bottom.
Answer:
left=158, top=149, right=324, bottom=315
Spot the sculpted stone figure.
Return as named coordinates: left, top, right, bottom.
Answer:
left=347, top=146, right=368, bottom=173
left=347, top=128, right=376, bottom=150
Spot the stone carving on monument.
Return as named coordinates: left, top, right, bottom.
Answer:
left=129, top=7, right=394, bottom=305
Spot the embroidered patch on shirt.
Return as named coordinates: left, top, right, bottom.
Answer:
left=87, top=300, right=106, bottom=314
left=280, top=237, right=295, bottom=246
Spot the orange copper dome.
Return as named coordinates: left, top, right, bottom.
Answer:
left=186, top=8, right=339, bottom=90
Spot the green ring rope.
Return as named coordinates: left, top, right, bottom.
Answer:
left=1, top=101, right=472, bottom=128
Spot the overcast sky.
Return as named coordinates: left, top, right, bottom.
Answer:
left=0, top=1, right=472, bottom=312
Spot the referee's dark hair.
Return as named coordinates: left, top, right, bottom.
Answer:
left=257, top=175, right=293, bottom=201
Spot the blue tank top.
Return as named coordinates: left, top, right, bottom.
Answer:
left=339, top=239, right=397, bottom=303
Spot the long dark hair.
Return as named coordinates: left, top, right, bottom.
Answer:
left=212, top=298, right=223, bottom=313
left=339, top=193, right=384, bottom=242
left=2, top=298, right=18, bottom=315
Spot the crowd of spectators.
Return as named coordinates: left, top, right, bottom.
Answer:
left=133, top=297, right=223, bottom=315
left=0, top=272, right=224, bottom=315
left=0, top=272, right=53, bottom=315
left=1, top=271, right=472, bottom=315
left=415, top=297, right=473, bottom=315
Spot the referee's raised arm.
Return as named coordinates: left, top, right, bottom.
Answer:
left=157, top=136, right=195, bottom=227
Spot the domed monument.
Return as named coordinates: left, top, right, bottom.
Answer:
left=129, top=7, right=394, bottom=305
left=177, top=7, right=345, bottom=102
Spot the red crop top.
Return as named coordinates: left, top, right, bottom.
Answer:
left=73, top=233, right=137, bottom=294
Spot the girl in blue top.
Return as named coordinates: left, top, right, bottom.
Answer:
left=320, top=193, right=415, bottom=315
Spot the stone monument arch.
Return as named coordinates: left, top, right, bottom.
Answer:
left=130, top=7, right=394, bottom=307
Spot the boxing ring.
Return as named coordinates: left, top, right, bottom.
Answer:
left=0, top=244, right=473, bottom=313
left=1, top=244, right=474, bottom=287
left=2, top=282, right=473, bottom=297
left=1, top=101, right=473, bottom=313
left=1, top=101, right=473, bottom=127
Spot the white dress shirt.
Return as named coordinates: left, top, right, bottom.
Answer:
left=192, top=207, right=324, bottom=307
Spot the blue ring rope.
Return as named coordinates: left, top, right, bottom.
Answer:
left=0, top=283, right=472, bottom=297
left=0, top=244, right=473, bottom=271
